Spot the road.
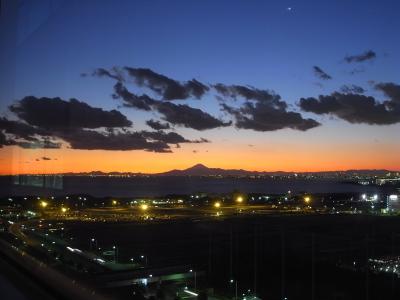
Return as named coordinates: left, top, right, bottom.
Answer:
left=0, top=252, right=56, bottom=300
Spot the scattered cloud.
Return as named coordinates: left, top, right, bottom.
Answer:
left=113, top=82, right=230, bottom=130
left=375, top=82, right=400, bottom=103
left=155, top=102, right=231, bottom=130
left=214, top=84, right=285, bottom=105
left=313, top=66, right=332, bottom=80
left=216, top=84, right=320, bottom=131
left=36, top=156, right=52, bottom=161
left=344, top=50, right=376, bottom=63
left=299, top=85, right=400, bottom=125
left=340, top=84, right=365, bottom=94
left=348, top=67, right=366, bottom=75
left=123, top=67, right=209, bottom=100
left=91, top=67, right=209, bottom=100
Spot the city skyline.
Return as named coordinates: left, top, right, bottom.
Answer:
left=1, top=0, right=400, bottom=174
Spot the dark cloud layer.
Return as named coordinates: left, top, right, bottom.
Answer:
left=1, top=96, right=208, bottom=152
left=313, top=66, right=332, bottom=80
left=146, top=119, right=171, bottom=130
left=299, top=84, right=400, bottom=125
left=57, top=129, right=172, bottom=152
left=221, top=102, right=320, bottom=131
left=10, top=96, right=132, bottom=129
left=113, top=82, right=230, bottom=130
left=216, top=84, right=320, bottom=131
left=344, top=50, right=376, bottom=63
left=92, top=67, right=320, bottom=133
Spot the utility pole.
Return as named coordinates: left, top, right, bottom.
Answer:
left=254, top=225, right=257, bottom=295
left=281, top=227, right=285, bottom=300
left=230, top=225, right=233, bottom=280
left=311, top=233, right=315, bottom=300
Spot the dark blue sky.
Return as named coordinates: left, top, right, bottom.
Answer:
left=8, top=0, right=400, bottom=105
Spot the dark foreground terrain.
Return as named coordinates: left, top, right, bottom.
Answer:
left=63, top=214, right=400, bottom=300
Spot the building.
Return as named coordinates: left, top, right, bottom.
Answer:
left=386, top=194, right=400, bottom=213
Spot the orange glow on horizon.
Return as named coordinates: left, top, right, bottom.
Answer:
left=0, top=140, right=399, bottom=175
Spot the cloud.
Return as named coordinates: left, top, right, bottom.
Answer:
left=154, top=102, right=231, bottom=130
left=1, top=95, right=209, bottom=152
left=348, top=67, right=366, bottom=75
left=313, top=66, right=332, bottom=80
left=214, top=84, right=286, bottom=106
left=146, top=119, right=171, bottom=130
left=299, top=89, right=400, bottom=125
left=216, top=84, right=320, bottom=131
left=36, top=156, right=52, bottom=161
left=344, top=50, right=376, bottom=63
left=113, top=82, right=230, bottom=130
left=375, top=82, right=400, bottom=103
left=340, top=84, right=365, bottom=94
left=221, top=102, right=320, bottom=131
left=0, top=117, right=48, bottom=141
left=141, top=130, right=210, bottom=145
left=112, top=82, right=155, bottom=111
left=91, top=67, right=123, bottom=81
left=57, top=129, right=172, bottom=152
left=16, top=139, right=61, bottom=149
left=92, top=67, right=210, bottom=100
left=123, top=67, right=209, bottom=100
left=0, top=117, right=61, bottom=149
left=9, top=96, right=132, bottom=129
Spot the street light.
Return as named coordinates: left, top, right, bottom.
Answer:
left=140, top=255, right=148, bottom=266
left=304, top=196, right=311, bottom=204
left=214, top=201, right=221, bottom=208
left=112, top=200, right=117, bottom=206
left=40, top=201, right=48, bottom=208
left=140, top=204, right=149, bottom=211
left=112, top=245, right=118, bottom=262
left=189, top=269, right=197, bottom=290
left=236, top=196, right=244, bottom=203
left=230, top=279, right=238, bottom=300
left=90, top=238, right=98, bottom=250
left=61, top=207, right=67, bottom=213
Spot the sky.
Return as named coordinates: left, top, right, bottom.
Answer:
left=0, top=0, right=400, bottom=174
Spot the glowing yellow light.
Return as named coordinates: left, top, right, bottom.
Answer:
left=214, top=201, right=221, bottom=208
left=61, top=207, right=67, bottom=213
left=40, top=201, right=48, bottom=208
left=236, top=196, right=243, bottom=203
left=112, top=200, right=117, bottom=205
left=304, top=196, right=311, bottom=203
left=140, top=204, right=148, bottom=211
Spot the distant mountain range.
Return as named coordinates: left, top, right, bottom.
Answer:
left=34, top=163, right=396, bottom=177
